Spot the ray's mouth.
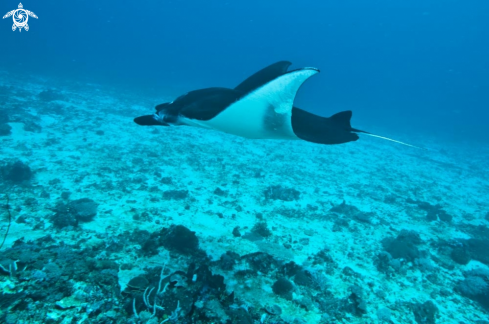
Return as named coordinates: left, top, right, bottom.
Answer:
left=153, top=111, right=179, bottom=126
left=152, top=113, right=166, bottom=124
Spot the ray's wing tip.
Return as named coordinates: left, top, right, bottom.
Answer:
left=286, top=67, right=320, bottom=77
left=303, top=67, right=320, bottom=73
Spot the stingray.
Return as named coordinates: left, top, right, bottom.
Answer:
left=134, top=61, right=418, bottom=148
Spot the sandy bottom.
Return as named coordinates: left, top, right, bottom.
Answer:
left=0, top=72, right=488, bottom=323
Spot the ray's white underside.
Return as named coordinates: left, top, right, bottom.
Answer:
left=181, top=68, right=319, bottom=140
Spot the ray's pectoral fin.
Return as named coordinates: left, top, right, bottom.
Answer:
left=207, top=68, right=319, bottom=140
left=234, top=61, right=292, bottom=94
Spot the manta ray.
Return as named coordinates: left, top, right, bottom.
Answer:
left=134, top=61, right=417, bottom=147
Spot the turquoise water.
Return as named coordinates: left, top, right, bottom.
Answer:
left=1, top=1, right=489, bottom=323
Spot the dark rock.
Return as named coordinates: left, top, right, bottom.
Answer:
left=193, top=264, right=226, bottom=293
left=439, top=289, right=451, bottom=297
left=0, top=123, right=11, bottom=136
left=265, top=304, right=282, bottom=315
left=213, top=187, right=227, bottom=197
left=315, top=291, right=343, bottom=318
left=458, top=276, right=488, bottom=296
left=43, top=262, right=62, bottom=280
left=122, top=230, right=161, bottom=256
left=415, top=258, right=434, bottom=272
left=242, top=231, right=264, bottom=242
left=227, top=307, right=252, bottom=324
left=295, top=295, right=315, bottom=311
left=272, top=278, right=294, bottom=299
left=398, top=229, right=422, bottom=244
left=38, top=89, right=65, bottom=102
left=464, top=225, right=489, bottom=240
left=465, top=267, right=489, bottom=280
left=382, top=230, right=421, bottom=262
left=279, top=261, right=303, bottom=277
left=251, top=221, right=272, bottom=237
left=161, top=177, right=173, bottom=184
left=408, top=199, right=452, bottom=223
left=15, top=215, right=27, bottom=224
left=160, top=225, right=199, bottom=254
left=465, top=239, right=489, bottom=265
left=294, top=270, right=314, bottom=288
left=330, top=201, right=360, bottom=216
left=25, top=197, right=38, bottom=206
left=0, top=292, right=26, bottom=310
left=51, top=203, right=77, bottom=229
left=333, top=218, right=349, bottom=232
left=264, top=185, right=300, bottom=201
left=344, top=285, right=367, bottom=316
left=127, top=276, right=149, bottom=290
left=376, top=252, right=396, bottom=275
left=456, top=269, right=489, bottom=311
left=163, top=190, right=188, bottom=200
left=411, top=300, right=438, bottom=324
left=425, top=208, right=452, bottom=223
left=243, top=252, right=281, bottom=274
left=450, top=247, right=470, bottom=265
left=69, top=198, right=98, bottom=222
left=389, top=258, right=402, bottom=272
left=409, top=200, right=442, bottom=213
left=40, top=190, right=50, bottom=199
left=61, top=192, right=71, bottom=200
left=342, top=267, right=361, bottom=278
left=232, top=226, right=241, bottom=237
left=0, top=110, right=9, bottom=123
left=86, top=300, right=105, bottom=316
left=23, top=120, right=42, bottom=133
left=219, top=251, right=240, bottom=270
left=49, top=178, right=61, bottom=185
left=438, top=210, right=453, bottom=223
left=1, top=160, right=33, bottom=183
left=354, top=212, right=373, bottom=224
left=312, top=248, right=337, bottom=272
left=426, top=210, right=438, bottom=221
left=140, top=234, right=162, bottom=256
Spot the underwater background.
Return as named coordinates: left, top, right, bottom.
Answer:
left=3, top=0, right=489, bottom=143
left=1, top=0, right=489, bottom=323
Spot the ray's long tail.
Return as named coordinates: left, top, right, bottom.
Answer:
left=352, top=128, right=425, bottom=149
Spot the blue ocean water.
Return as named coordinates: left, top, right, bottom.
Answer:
left=1, top=1, right=489, bottom=323
left=2, top=0, right=489, bottom=143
